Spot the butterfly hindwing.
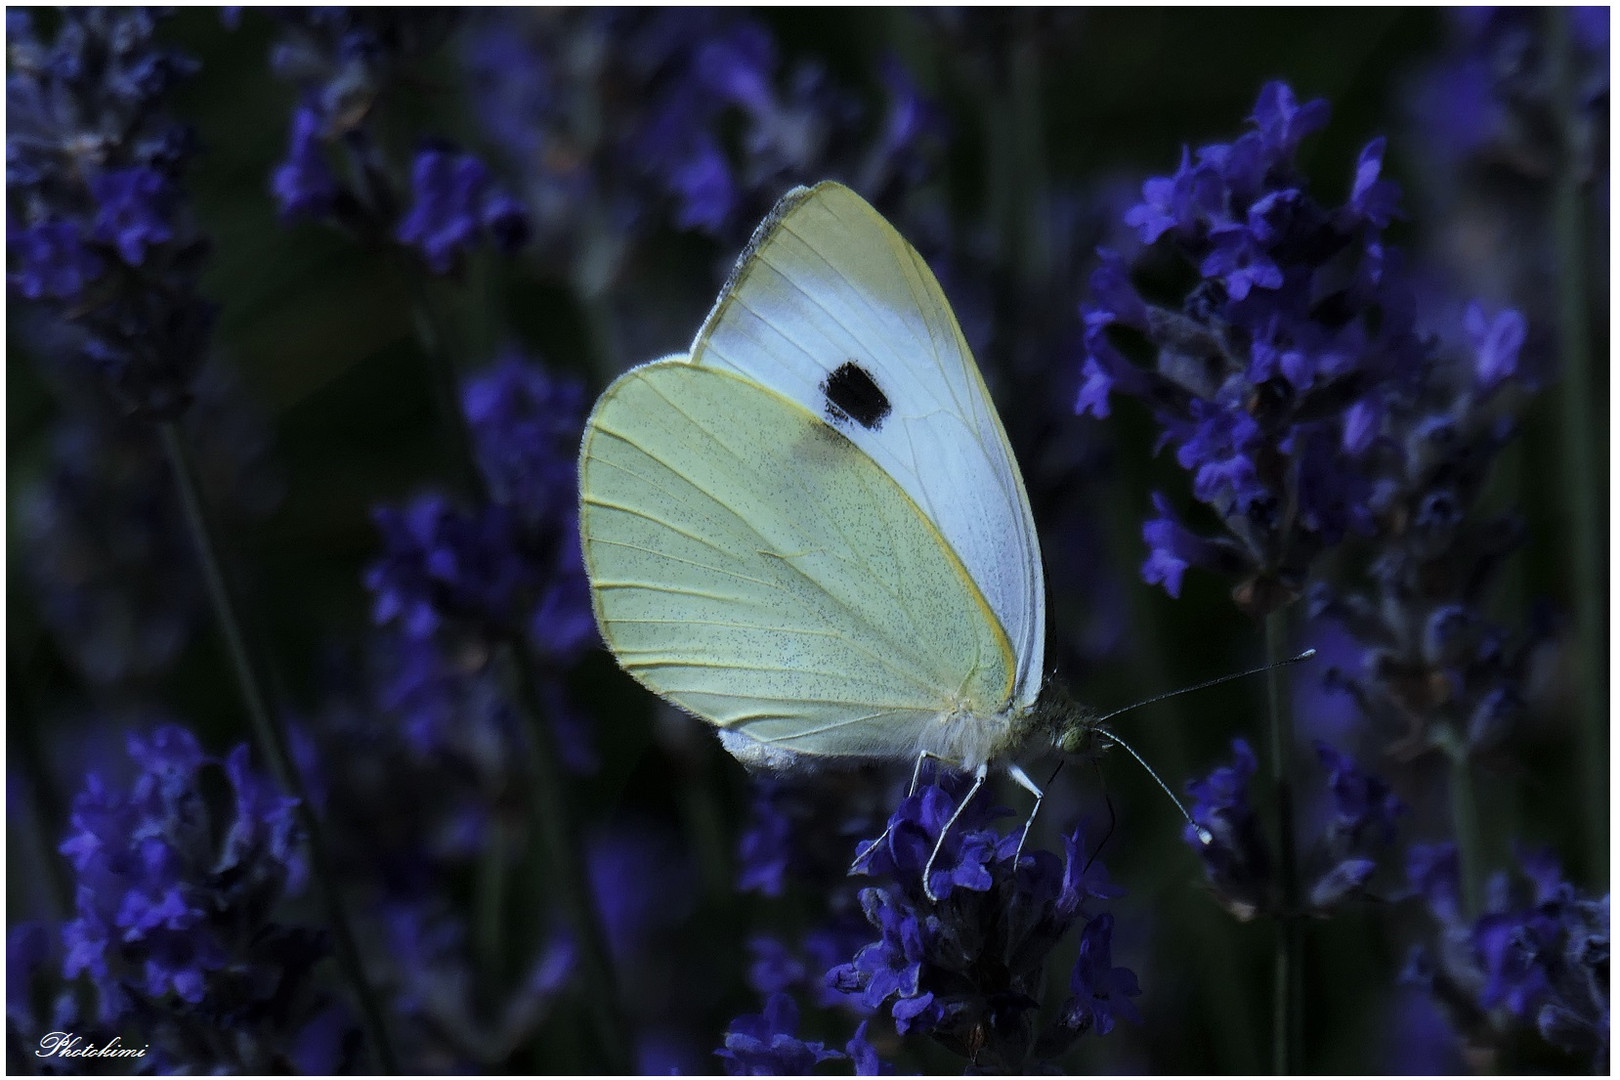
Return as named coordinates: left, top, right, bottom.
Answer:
left=578, top=358, right=1017, bottom=760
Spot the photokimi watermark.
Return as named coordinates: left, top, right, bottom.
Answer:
left=36, top=1031, right=148, bottom=1060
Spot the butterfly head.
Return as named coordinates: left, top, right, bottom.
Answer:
left=1024, top=681, right=1107, bottom=761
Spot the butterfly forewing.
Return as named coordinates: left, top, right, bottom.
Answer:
left=579, top=359, right=1016, bottom=761
left=689, top=182, right=1046, bottom=711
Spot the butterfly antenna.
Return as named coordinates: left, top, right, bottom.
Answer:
left=1095, top=648, right=1316, bottom=726
left=1096, top=729, right=1212, bottom=844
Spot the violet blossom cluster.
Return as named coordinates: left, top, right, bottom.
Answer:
left=828, top=775, right=1137, bottom=1071
left=54, top=725, right=334, bottom=1073
left=460, top=7, right=941, bottom=296
left=1099, top=78, right=1603, bottom=1071
left=365, top=353, right=596, bottom=665
left=255, top=8, right=530, bottom=274
left=1182, top=738, right=1406, bottom=922
left=1080, top=81, right=1420, bottom=616
left=1401, top=7, right=1609, bottom=313
left=1405, top=845, right=1609, bottom=1071
left=7, top=8, right=211, bottom=416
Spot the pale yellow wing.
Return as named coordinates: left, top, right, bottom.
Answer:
left=578, top=357, right=1015, bottom=761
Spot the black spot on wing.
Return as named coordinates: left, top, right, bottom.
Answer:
left=821, top=361, right=891, bottom=431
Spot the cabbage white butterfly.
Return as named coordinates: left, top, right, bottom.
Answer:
left=578, top=182, right=1207, bottom=896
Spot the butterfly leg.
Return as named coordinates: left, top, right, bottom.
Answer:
left=1006, top=762, right=1044, bottom=871
left=849, top=750, right=950, bottom=876
left=922, top=762, right=988, bottom=903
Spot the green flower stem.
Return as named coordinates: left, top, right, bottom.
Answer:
left=1446, top=740, right=1484, bottom=918
left=1547, top=6, right=1607, bottom=882
left=158, top=420, right=399, bottom=1074
left=401, top=275, right=630, bottom=1071
left=1264, top=608, right=1301, bottom=1074
left=503, top=640, right=632, bottom=1073
left=406, top=277, right=486, bottom=499
left=10, top=671, right=74, bottom=917
left=474, top=811, right=511, bottom=990
left=1098, top=492, right=1258, bottom=1068
left=581, top=288, right=624, bottom=385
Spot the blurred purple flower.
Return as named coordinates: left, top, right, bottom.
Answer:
left=588, top=823, right=696, bottom=962
left=90, top=166, right=174, bottom=264
left=1316, top=741, right=1405, bottom=850
left=396, top=147, right=530, bottom=273
left=366, top=352, right=598, bottom=670
left=1407, top=846, right=1610, bottom=1070
left=8, top=220, right=102, bottom=299
left=16, top=374, right=278, bottom=686
left=738, top=781, right=797, bottom=897
left=460, top=9, right=944, bottom=292
left=716, top=992, right=846, bottom=1075
left=844, top=1019, right=891, bottom=1075
left=368, top=494, right=535, bottom=640
left=1184, top=738, right=1270, bottom=921
left=463, top=352, right=586, bottom=529
left=1464, top=302, right=1527, bottom=391
left=7, top=8, right=211, bottom=417
left=1399, top=7, right=1608, bottom=326
left=272, top=104, right=341, bottom=219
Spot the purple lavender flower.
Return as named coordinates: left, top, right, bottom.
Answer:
left=377, top=901, right=576, bottom=1071
left=1400, top=8, right=1609, bottom=316
left=396, top=147, right=531, bottom=273
left=738, top=782, right=798, bottom=898
left=254, top=10, right=533, bottom=272
left=7, top=920, right=79, bottom=1049
left=830, top=775, right=1135, bottom=1069
left=57, top=723, right=333, bottom=1071
left=462, top=352, right=588, bottom=532
left=1316, top=742, right=1404, bottom=851
left=1303, top=742, right=1405, bottom=910
left=1303, top=288, right=1539, bottom=762
left=7, top=219, right=102, bottom=299
left=89, top=166, right=174, bottom=265
left=366, top=352, right=597, bottom=665
left=289, top=642, right=593, bottom=1069
left=1079, top=81, right=1425, bottom=615
left=736, top=776, right=889, bottom=900
left=1062, top=913, right=1142, bottom=1035
left=258, top=9, right=459, bottom=138
left=716, top=992, right=846, bottom=1075
left=7, top=8, right=211, bottom=417
left=1407, top=848, right=1610, bottom=1070
left=1187, top=737, right=1405, bottom=917
left=843, top=1019, right=891, bottom=1075
left=271, top=104, right=341, bottom=220
left=367, top=494, right=536, bottom=641
left=460, top=9, right=944, bottom=295
left=1184, top=739, right=1270, bottom=921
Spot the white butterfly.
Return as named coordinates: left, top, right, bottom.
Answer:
left=578, top=181, right=1058, bottom=894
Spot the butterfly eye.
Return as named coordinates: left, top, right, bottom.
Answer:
left=821, top=360, right=891, bottom=431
